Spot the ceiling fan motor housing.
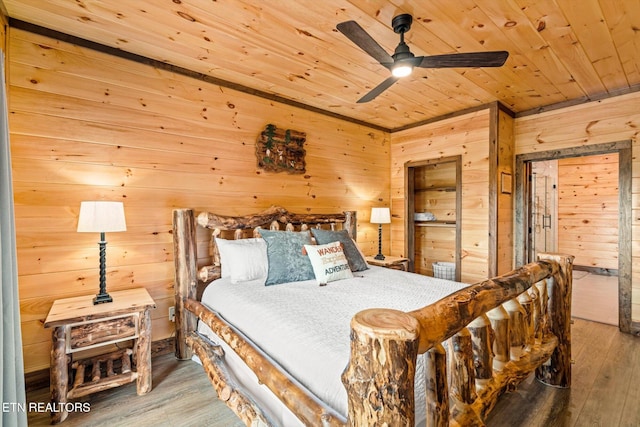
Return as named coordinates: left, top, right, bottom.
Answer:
left=392, top=14, right=413, bottom=34
left=393, top=42, right=414, bottom=61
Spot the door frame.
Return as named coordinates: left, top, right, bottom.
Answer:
left=405, top=156, right=462, bottom=281
left=514, top=140, right=633, bottom=333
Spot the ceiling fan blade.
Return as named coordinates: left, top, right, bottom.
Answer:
left=417, top=51, right=509, bottom=68
left=357, top=76, right=399, bottom=103
left=337, top=20, right=394, bottom=68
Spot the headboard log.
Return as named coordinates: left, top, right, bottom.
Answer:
left=196, top=205, right=357, bottom=239
left=195, top=206, right=357, bottom=284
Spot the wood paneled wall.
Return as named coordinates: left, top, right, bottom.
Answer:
left=8, top=29, right=390, bottom=373
left=557, top=154, right=619, bottom=270
left=390, top=109, right=492, bottom=284
left=1, top=4, right=6, bottom=54
left=514, top=91, right=640, bottom=323
left=495, top=108, right=515, bottom=275
left=8, top=22, right=640, bottom=374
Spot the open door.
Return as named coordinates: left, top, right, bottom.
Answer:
left=526, top=160, right=558, bottom=263
left=516, top=141, right=632, bottom=332
left=526, top=155, right=619, bottom=325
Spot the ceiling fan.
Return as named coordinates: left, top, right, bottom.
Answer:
left=336, top=14, right=509, bottom=103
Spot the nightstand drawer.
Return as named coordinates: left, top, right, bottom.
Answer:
left=68, top=314, right=138, bottom=351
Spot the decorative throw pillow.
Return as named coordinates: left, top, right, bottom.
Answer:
left=352, top=238, right=368, bottom=264
left=216, top=238, right=268, bottom=283
left=310, top=229, right=369, bottom=272
left=304, top=241, right=353, bottom=285
left=259, top=229, right=315, bottom=286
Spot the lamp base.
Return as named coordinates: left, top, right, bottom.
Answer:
left=93, top=292, right=113, bottom=305
left=375, top=223, right=386, bottom=261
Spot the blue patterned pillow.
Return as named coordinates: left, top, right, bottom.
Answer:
left=260, top=229, right=315, bottom=286
left=310, top=229, right=369, bottom=272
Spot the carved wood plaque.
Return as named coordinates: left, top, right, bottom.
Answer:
left=256, top=124, right=306, bottom=174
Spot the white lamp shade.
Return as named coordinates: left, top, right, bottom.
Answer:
left=370, top=207, right=391, bottom=224
left=77, top=201, right=127, bottom=233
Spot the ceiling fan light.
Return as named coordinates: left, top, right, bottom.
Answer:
left=392, top=64, right=413, bottom=77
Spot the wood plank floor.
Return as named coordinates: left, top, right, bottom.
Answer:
left=572, top=270, right=618, bottom=326
left=26, top=352, right=243, bottom=427
left=27, top=318, right=639, bottom=426
left=487, top=319, right=640, bottom=426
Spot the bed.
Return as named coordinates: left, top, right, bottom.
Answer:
left=172, top=206, right=574, bottom=426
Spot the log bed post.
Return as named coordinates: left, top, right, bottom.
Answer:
left=528, top=284, right=542, bottom=342
left=536, top=252, right=574, bottom=387
left=517, top=291, right=535, bottom=348
left=486, top=305, right=510, bottom=371
left=447, top=328, right=477, bottom=416
left=424, top=343, right=448, bottom=427
left=342, top=308, right=420, bottom=426
left=503, top=299, right=527, bottom=360
left=467, top=314, right=493, bottom=387
left=173, top=209, right=198, bottom=360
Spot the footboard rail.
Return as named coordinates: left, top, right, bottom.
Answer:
left=342, top=253, right=573, bottom=426
left=186, top=298, right=346, bottom=427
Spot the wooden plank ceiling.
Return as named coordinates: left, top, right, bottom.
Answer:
left=3, top=0, right=639, bottom=130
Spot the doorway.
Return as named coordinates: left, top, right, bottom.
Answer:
left=515, top=141, right=632, bottom=332
left=528, top=155, right=619, bottom=325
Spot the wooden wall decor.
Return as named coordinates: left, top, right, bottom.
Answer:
left=500, top=172, right=512, bottom=194
left=256, top=124, right=306, bottom=174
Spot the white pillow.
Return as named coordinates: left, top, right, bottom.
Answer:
left=304, top=241, right=353, bottom=285
left=216, top=238, right=268, bottom=283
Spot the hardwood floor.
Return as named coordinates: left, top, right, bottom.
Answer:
left=27, top=318, right=639, bottom=426
left=487, top=319, right=640, bottom=426
left=572, top=270, right=618, bottom=326
left=26, top=353, right=243, bottom=427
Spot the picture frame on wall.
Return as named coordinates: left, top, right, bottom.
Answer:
left=501, top=172, right=512, bottom=194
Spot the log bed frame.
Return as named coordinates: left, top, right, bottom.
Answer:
left=173, top=206, right=574, bottom=426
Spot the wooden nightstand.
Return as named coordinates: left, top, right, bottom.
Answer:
left=44, top=288, right=156, bottom=424
left=365, top=256, right=410, bottom=272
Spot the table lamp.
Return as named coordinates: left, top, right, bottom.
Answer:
left=370, top=207, right=391, bottom=260
left=77, top=201, right=126, bottom=304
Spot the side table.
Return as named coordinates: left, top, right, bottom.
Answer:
left=365, top=255, right=410, bottom=272
left=44, top=288, right=156, bottom=423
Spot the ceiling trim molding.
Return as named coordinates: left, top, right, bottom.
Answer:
left=9, top=18, right=392, bottom=133
left=389, top=101, right=515, bottom=133
left=516, top=84, right=640, bottom=118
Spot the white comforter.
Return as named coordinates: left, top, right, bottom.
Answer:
left=198, top=265, right=468, bottom=423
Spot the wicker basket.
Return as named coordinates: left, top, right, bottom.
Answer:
left=432, top=262, right=456, bottom=280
